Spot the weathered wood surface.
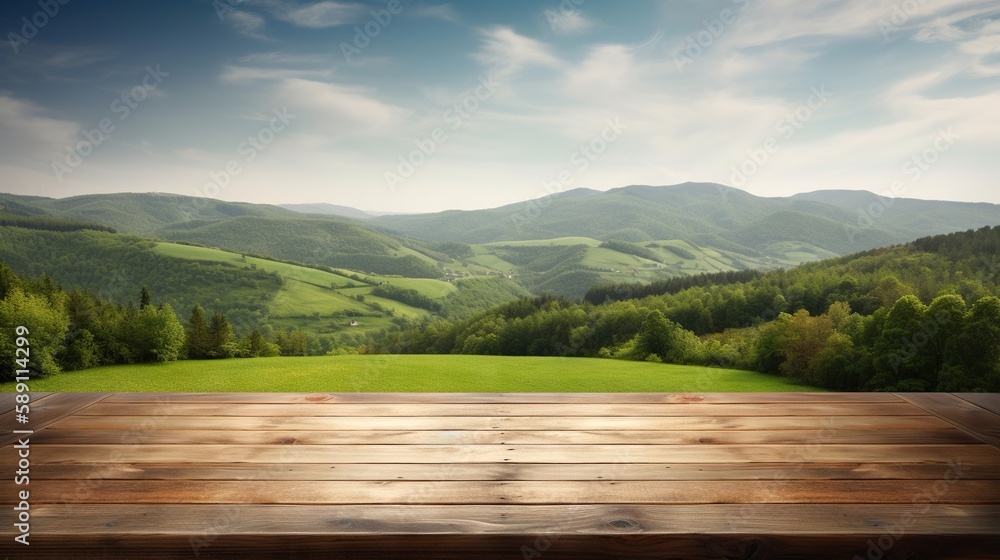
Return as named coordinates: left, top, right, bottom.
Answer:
left=1, top=392, right=998, bottom=559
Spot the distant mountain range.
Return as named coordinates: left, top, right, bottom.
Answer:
left=367, top=182, right=1000, bottom=257
left=3, top=183, right=999, bottom=299
left=279, top=203, right=373, bottom=219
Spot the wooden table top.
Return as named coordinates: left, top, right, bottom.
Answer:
left=2, top=391, right=999, bottom=559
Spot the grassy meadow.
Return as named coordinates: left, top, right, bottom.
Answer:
left=0, top=355, right=820, bottom=393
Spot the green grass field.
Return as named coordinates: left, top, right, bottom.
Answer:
left=1, top=355, right=819, bottom=392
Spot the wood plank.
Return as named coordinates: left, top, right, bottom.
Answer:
left=100, top=392, right=904, bottom=404
left=11, top=503, right=1000, bottom=534
left=78, top=401, right=924, bottom=417
left=28, top=427, right=982, bottom=446
left=17, top=461, right=1000, bottom=481
left=898, top=393, right=1000, bottom=449
left=48, top=414, right=954, bottom=431
left=955, top=393, right=1000, bottom=416
left=6, top=504, right=1000, bottom=559
left=0, top=391, right=52, bottom=410
left=4, top=534, right=998, bottom=560
left=24, top=443, right=1000, bottom=464
left=0, top=392, right=110, bottom=446
left=8, top=479, right=999, bottom=505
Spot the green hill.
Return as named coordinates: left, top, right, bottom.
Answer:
left=0, top=227, right=512, bottom=352
left=18, top=192, right=296, bottom=234
left=371, top=182, right=1000, bottom=258
left=382, top=226, right=1000, bottom=393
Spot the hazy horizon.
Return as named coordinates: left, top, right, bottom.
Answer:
left=6, top=180, right=1000, bottom=216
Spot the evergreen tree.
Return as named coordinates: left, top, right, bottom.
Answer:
left=207, top=311, right=235, bottom=358
left=246, top=330, right=279, bottom=357
left=139, top=286, right=151, bottom=310
left=185, top=306, right=211, bottom=359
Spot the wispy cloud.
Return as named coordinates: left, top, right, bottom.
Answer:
left=225, top=10, right=270, bottom=39
left=0, top=94, right=79, bottom=164
left=278, top=78, right=409, bottom=131
left=474, top=27, right=561, bottom=77
left=274, top=1, right=366, bottom=28
left=412, top=4, right=459, bottom=23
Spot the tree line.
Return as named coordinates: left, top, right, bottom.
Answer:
left=370, top=226, right=1000, bottom=392
left=0, top=263, right=285, bottom=379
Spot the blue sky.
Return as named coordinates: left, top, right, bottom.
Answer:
left=1, top=0, right=998, bottom=212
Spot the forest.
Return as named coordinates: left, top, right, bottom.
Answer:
left=0, top=261, right=289, bottom=379
left=371, top=226, right=1000, bottom=392
left=3, top=214, right=999, bottom=391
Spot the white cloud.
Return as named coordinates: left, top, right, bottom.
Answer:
left=0, top=94, right=79, bottom=164
left=278, top=1, right=366, bottom=28
left=564, top=44, right=636, bottom=91
left=544, top=9, right=594, bottom=35
left=412, top=4, right=459, bottom=23
left=220, top=64, right=334, bottom=83
left=224, top=9, right=270, bottom=39
left=278, top=78, right=409, bottom=131
left=474, top=27, right=561, bottom=77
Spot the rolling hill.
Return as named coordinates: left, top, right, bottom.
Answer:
left=370, top=182, right=1000, bottom=258
left=4, top=184, right=1000, bottom=301
left=278, top=203, right=372, bottom=219
left=0, top=224, right=527, bottom=352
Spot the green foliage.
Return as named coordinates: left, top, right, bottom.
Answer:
left=0, top=285, right=69, bottom=377
left=0, top=228, right=281, bottom=333
left=207, top=312, right=236, bottom=358
left=378, top=226, right=1000, bottom=392
left=185, top=306, right=211, bottom=360
left=660, top=244, right=697, bottom=260
left=124, top=303, right=185, bottom=362
left=439, top=276, right=531, bottom=321
left=328, top=254, right=441, bottom=278
left=245, top=330, right=280, bottom=357
left=372, top=284, right=442, bottom=312
left=599, top=240, right=662, bottom=263
left=0, top=213, right=116, bottom=233
left=585, top=270, right=763, bottom=304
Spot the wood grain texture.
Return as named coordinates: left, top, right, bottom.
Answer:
left=897, top=392, right=1000, bottom=449
left=79, top=401, right=924, bottom=417
left=2, top=392, right=998, bottom=559
left=3, top=505, right=1000, bottom=559
left=23, top=443, right=1000, bottom=464
left=8, top=479, right=999, bottom=505
left=0, top=392, right=109, bottom=446
left=954, top=392, right=1000, bottom=417
left=27, top=426, right=981, bottom=445
left=13, top=461, right=1000, bottom=481
left=99, top=392, right=905, bottom=404
left=47, top=413, right=954, bottom=431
